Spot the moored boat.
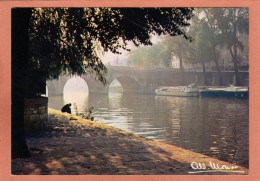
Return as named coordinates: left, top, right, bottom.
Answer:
left=199, top=85, right=249, bottom=98
left=155, top=84, right=199, bottom=97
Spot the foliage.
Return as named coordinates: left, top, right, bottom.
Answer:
left=199, top=8, right=248, bottom=59
left=28, top=8, right=194, bottom=84
left=82, top=107, right=95, bottom=120
left=12, top=7, right=194, bottom=159
left=127, top=34, right=194, bottom=69
left=74, top=103, right=95, bottom=121
left=127, top=42, right=172, bottom=67
left=162, top=35, right=191, bottom=70
left=201, top=8, right=248, bottom=85
left=125, top=8, right=248, bottom=86
left=215, top=8, right=249, bottom=62
left=184, top=11, right=217, bottom=65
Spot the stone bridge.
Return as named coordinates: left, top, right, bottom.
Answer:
left=47, top=66, right=249, bottom=96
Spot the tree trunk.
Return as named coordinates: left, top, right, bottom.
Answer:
left=212, top=47, right=223, bottom=86
left=11, top=8, right=32, bottom=159
left=214, top=59, right=223, bottom=86
left=230, top=15, right=241, bottom=86
left=179, top=51, right=183, bottom=72
left=233, top=61, right=240, bottom=86
left=178, top=51, right=185, bottom=85
left=201, top=60, right=208, bottom=86
left=229, top=46, right=241, bottom=86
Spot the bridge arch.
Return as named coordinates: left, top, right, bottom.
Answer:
left=63, top=76, right=89, bottom=96
left=46, top=66, right=247, bottom=96
left=108, top=79, right=123, bottom=93
left=46, top=76, right=70, bottom=96
left=108, top=75, right=142, bottom=93
left=61, top=77, right=89, bottom=113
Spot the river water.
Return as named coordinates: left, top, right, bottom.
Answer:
left=48, top=92, right=249, bottom=168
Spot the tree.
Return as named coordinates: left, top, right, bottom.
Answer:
left=12, top=8, right=32, bottom=159
left=28, top=8, right=193, bottom=82
left=194, top=8, right=249, bottom=86
left=215, top=8, right=249, bottom=85
left=198, top=8, right=225, bottom=85
left=12, top=7, right=193, bottom=159
left=162, top=35, right=191, bottom=71
left=127, top=42, right=172, bottom=67
left=183, top=12, right=217, bottom=85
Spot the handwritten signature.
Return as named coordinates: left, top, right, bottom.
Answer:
left=188, top=161, right=245, bottom=174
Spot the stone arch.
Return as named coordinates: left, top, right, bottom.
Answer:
left=108, top=79, right=123, bottom=93
left=62, top=77, right=89, bottom=112
left=108, top=75, right=142, bottom=93
left=63, top=76, right=89, bottom=96
left=46, top=76, right=70, bottom=96
left=80, top=75, right=109, bottom=94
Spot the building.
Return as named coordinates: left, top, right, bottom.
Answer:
left=107, top=56, right=128, bottom=66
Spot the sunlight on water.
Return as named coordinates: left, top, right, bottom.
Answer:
left=63, top=76, right=89, bottom=114
left=48, top=89, right=249, bottom=168
left=63, top=92, right=89, bottom=114
left=108, top=93, right=123, bottom=109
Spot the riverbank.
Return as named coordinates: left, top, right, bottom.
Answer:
left=12, top=108, right=248, bottom=175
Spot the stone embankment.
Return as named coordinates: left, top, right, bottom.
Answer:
left=12, top=108, right=248, bottom=175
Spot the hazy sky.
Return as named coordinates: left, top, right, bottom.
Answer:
left=101, top=34, right=162, bottom=64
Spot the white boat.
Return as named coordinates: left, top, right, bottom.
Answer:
left=155, top=84, right=200, bottom=97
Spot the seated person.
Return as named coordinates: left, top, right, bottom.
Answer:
left=61, top=103, right=72, bottom=114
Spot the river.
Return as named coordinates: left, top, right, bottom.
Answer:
left=48, top=92, right=249, bottom=168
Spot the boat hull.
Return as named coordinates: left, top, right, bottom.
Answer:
left=200, top=90, right=248, bottom=99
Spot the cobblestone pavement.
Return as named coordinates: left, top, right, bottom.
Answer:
left=12, top=108, right=248, bottom=175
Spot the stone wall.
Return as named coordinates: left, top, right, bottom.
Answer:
left=24, top=97, right=48, bottom=133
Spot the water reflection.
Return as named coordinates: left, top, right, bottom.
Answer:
left=63, top=92, right=89, bottom=114
left=48, top=92, right=248, bottom=168
left=62, top=76, right=89, bottom=114
left=108, top=93, right=123, bottom=109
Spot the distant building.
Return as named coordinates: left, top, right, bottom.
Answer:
left=169, top=55, right=202, bottom=70
left=170, top=55, right=180, bottom=68
left=108, top=56, right=128, bottom=66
